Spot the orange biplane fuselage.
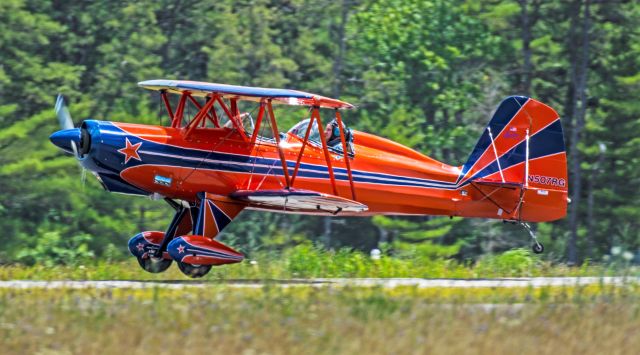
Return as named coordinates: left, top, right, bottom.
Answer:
left=50, top=80, right=568, bottom=277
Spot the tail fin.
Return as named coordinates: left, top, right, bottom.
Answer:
left=459, top=96, right=568, bottom=222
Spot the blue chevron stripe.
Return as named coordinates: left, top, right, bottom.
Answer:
left=209, top=201, right=232, bottom=231
left=458, top=96, right=528, bottom=180
left=464, top=119, right=565, bottom=182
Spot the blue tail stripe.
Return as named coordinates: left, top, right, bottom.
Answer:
left=466, top=119, right=565, bottom=182
left=459, top=96, right=528, bottom=178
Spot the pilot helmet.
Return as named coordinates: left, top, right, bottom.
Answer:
left=330, top=119, right=340, bottom=137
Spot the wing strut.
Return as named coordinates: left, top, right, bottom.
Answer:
left=184, top=95, right=217, bottom=137
left=250, top=101, right=265, bottom=143
left=289, top=107, right=353, bottom=198
left=335, top=109, right=356, bottom=200
left=187, top=95, right=220, bottom=127
left=214, top=96, right=249, bottom=141
left=160, top=90, right=174, bottom=121
left=171, top=93, right=188, bottom=128
left=312, top=106, right=339, bottom=196
left=525, top=128, right=530, bottom=187
left=290, top=111, right=316, bottom=186
left=267, top=100, right=291, bottom=188
left=155, top=89, right=355, bottom=201
left=487, top=126, right=505, bottom=183
left=161, top=91, right=251, bottom=141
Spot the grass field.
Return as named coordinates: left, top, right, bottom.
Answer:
left=0, top=247, right=637, bottom=281
left=0, top=284, right=638, bottom=354
left=1, top=248, right=638, bottom=354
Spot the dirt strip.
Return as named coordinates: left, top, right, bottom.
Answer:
left=0, top=277, right=637, bottom=289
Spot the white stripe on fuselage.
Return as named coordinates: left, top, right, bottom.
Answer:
left=107, top=122, right=459, bottom=188
left=138, top=150, right=459, bottom=189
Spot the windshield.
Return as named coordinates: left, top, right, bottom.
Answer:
left=222, top=112, right=254, bottom=136
left=287, top=118, right=321, bottom=142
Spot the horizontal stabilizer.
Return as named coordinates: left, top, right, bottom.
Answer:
left=230, top=189, right=368, bottom=214
left=470, top=178, right=523, bottom=190
left=465, top=177, right=525, bottom=219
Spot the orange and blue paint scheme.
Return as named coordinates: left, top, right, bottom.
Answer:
left=50, top=80, right=568, bottom=277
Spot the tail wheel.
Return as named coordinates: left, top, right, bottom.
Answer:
left=532, top=242, right=544, bottom=254
left=137, top=256, right=172, bottom=273
left=177, top=262, right=212, bottom=278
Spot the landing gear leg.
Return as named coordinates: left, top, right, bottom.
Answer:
left=130, top=199, right=195, bottom=274
left=521, top=222, right=544, bottom=254
left=153, top=199, right=193, bottom=259
left=169, top=193, right=245, bottom=279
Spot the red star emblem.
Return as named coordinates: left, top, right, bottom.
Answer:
left=118, top=138, right=142, bottom=164
left=177, top=244, right=185, bottom=254
left=136, top=242, right=145, bottom=252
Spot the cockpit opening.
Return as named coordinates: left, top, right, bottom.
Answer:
left=287, top=118, right=354, bottom=155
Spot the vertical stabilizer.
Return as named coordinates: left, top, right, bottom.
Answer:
left=458, top=96, right=568, bottom=222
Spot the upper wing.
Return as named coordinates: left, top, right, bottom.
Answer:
left=138, top=79, right=354, bottom=110
left=230, top=188, right=368, bottom=214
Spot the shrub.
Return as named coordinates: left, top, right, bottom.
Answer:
left=16, top=231, right=94, bottom=267
left=475, top=248, right=539, bottom=276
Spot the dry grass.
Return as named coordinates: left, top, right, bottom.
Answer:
left=0, top=284, right=638, bottom=354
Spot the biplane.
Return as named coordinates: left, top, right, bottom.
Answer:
left=50, top=79, right=568, bottom=277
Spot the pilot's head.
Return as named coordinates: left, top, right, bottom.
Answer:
left=324, top=119, right=339, bottom=141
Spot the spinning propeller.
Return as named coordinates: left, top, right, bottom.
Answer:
left=51, top=95, right=90, bottom=159
left=51, top=95, right=91, bottom=186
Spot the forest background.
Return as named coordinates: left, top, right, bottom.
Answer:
left=1, top=0, right=638, bottom=267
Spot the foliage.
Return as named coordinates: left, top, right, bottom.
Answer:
left=0, top=247, right=635, bottom=281
left=372, top=215, right=464, bottom=259
left=0, top=0, right=638, bottom=266
left=15, top=230, right=94, bottom=267
left=475, top=248, right=540, bottom=276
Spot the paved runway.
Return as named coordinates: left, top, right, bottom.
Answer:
left=0, top=277, right=637, bottom=289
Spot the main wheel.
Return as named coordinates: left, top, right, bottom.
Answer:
left=137, top=256, right=172, bottom=273
left=532, top=242, right=544, bottom=254
left=177, top=262, right=212, bottom=278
